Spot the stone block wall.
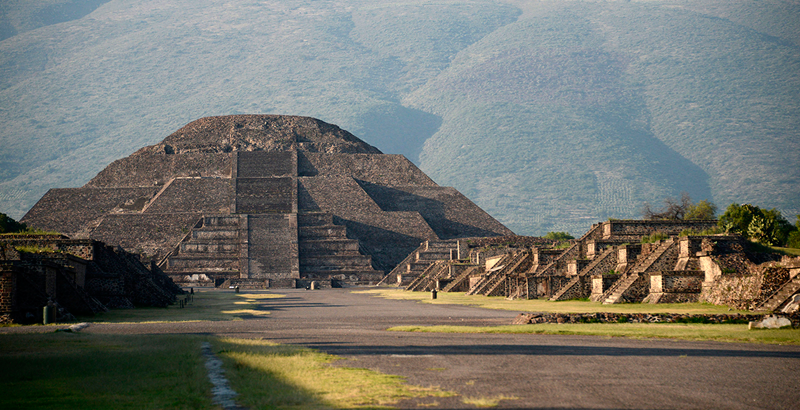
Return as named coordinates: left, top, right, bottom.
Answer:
left=650, top=271, right=704, bottom=293
left=357, top=182, right=512, bottom=239
left=235, top=177, right=295, bottom=214
left=602, top=220, right=718, bottom=240
left=86, top=152, right=232, bottom=188
left=528, top=275, right=572, bottom=299
left=701, top=273, right=762, bottom=310
left=144, top=178, right=233, bottom=214
left=0, top=267, right=14, bottom=323
left=299, top=153, right=436, bottom=186
left=21, top=187, right=159, bottom=236
left=91, top=213, right=202, bottom=262
left=237, top=151, right=296, bottom=177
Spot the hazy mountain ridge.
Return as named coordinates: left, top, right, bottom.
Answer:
left=1, top=0, right=798, bottom=236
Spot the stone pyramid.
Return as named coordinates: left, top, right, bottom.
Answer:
left=22, top=115, right=512, bottom=287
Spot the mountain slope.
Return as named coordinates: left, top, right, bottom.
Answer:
left=1, top=0, right=798, bottom=236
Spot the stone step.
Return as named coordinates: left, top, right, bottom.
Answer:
left=164, top=270, right=240, bottom=281
left=192, top=229, right=239, bottom=240
left=299, top=225, right=347, bottom=239
left=299, top=239, right=360, bottom=253
left=180, top=242, right=239, bottom=254
left=203, top=215, right=240, bottom=227
left=300, top=269, right=385, bottom=282
left=166, top=256, right=239, bottom=270
left=407, top=261, right=435, bottom=273
left=416, top=250, right=452, bottom=261
left=299, top=255, right=374, bottom=269
left=759, top=277, right=800, bottom=311
left=297, top=213, right=335, bottom=226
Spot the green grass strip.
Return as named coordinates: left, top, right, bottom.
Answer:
left=388, top=323, right=800, bottom=345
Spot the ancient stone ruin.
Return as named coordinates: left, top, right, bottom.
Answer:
left=1, top=235, right=182, bottom=324
left=22, top=115, right=512, bottom=288
left=398, top=220, right=800, bottom=312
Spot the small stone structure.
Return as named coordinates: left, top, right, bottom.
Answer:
left=22, top=115, right=511, bottom=288
left=1, top=236, right=181, bottom=324
left=400, top=219, right=800, bottom=312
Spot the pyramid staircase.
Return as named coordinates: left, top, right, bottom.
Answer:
left=380, top=240, right=458, bottom=286
left=405, top=261, right=449, bottom=292
left=467, top=251, right=530, bottom=296
left=549, top=248, right=617, bottom=301
left=756, top=275, right=800, bottom=312
left=601, top=239, right=677, bottom=304
left=297, top=213, right=382, bottom=284
left=161, top=215, right=241, bottom=286
left=601, top=273, right=642, bottom=304
left=549, top=276, right=582, bottom=301
left=442, top=265, right=479, bottom=292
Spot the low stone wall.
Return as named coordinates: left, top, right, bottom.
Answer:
left=602, top=220, right=718, bottom=239
left=650, top=271, right=704, bottom=293
left=513, top=312, right=799, bottom=327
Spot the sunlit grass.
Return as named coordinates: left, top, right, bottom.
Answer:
left=0, top=333, right=212, bottom=409
left=388, top=323, right=800, bottom=345
left=215, top=337, right=455, bottom=409
left=462, top=394, right=519, bottom=408
left=358, top=289, right=757, bottom=315
left=81, top=290, right=285, bottom=323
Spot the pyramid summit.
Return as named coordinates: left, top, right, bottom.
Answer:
left=23, top=115, right=512, bottom=287
left=147, top=115, right=382, bottom=155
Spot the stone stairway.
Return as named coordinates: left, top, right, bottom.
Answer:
left=549, top=276, right=581, bottom=301
left=405, top=262, right=440, bottom=291
left=549, top=248, right=616, bottom=301
left=297, top=213, right=383, bottom=284
left=632, top=239, right=678, bottom=274
left=162, top=215, right=241, bottom=286
left=442, top=266, right=478, bottom=292
left=757, top=275, right=800, bottom=312
left=602, top=273, right=641, bottom=304
left=468, top=251, right=530, bottom=296
left=380, top=240, right=458, bottom=286
left=406, top=261, right=449, bottom=292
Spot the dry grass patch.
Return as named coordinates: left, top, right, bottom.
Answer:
left=388, top=323, right=800, bottom=345
left=82, top=289, right=284, bottom=323
left=215, top=337, right=455, bottom=409
left=462, top=394, right=519, bottom=408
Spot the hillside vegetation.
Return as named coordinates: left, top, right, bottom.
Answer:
left=1, top=0, right=798, bottom=236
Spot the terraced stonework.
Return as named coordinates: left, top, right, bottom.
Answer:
left=22, top=115, right=512, bottom=287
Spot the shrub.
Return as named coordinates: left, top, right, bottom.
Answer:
left=0, top=213, right=27, bottom=234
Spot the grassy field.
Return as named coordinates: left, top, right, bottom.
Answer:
left=1, top=290, right=456, bottom=409
left=357, top=289, right=759, bottom=315
left=0, top=333, right=213, bottom=410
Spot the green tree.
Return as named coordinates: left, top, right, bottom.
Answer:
left=786, top=215, right=800, bottom=249
left=684, top=200, right=718, bottom=220
left=544, top=231, right=574, bottom=241
left=718, top=204, right=793, bottom=246
left=0, top=213, right=27, bottom=233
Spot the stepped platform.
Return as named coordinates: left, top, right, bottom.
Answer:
left=21, top=115, right=512, bottom=288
